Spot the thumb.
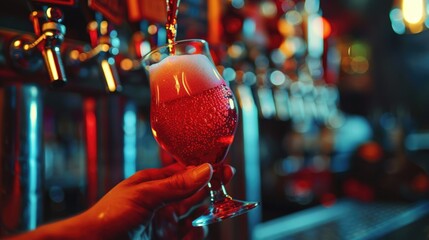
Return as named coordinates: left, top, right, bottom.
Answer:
left=141, top=163, right=213, bottom=209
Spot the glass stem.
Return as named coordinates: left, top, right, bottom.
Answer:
left=207, top=181, right=231, bottom=203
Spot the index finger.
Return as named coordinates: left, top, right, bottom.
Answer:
left=123, top=163, right=186, bottom=186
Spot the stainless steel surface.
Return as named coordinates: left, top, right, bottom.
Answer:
left=253, top=200, right=429, bottom=240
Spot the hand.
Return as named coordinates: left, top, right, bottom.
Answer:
left=151, top=164, right=236, bottom=240
left=6, top=163, right=217, bottom=240
left=85, top=163, right=219, bottom=239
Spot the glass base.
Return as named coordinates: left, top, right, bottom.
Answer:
left=192, top=197, right=259, bottom=226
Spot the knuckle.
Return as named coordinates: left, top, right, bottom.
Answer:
left=168, top=173, right=189, bottom=190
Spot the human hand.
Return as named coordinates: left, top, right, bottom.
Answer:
left=5, top=162, right=232, bottom=240
left=83, top=163, right=216, bottom=239
left=151, top=164, right=236, bottom=240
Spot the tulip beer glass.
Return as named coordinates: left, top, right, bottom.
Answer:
left=142, top=39, right=258, bottom=226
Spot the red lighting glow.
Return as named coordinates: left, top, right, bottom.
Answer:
left=412, top=174, right=429, bottom=193
left=321, top=193, right=336, bottom=207
left=358, top=142, right=383, bottom=163
left=343, top=179, right=374, bottom=202
left=84, top=98, right=98, bottom=206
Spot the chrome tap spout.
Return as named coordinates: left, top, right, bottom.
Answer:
left=29, top=7, right=67, bottom=87
left=74, top=20, right=121, bottom=93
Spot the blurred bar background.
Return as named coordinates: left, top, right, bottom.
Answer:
left=1, top=0, right=429, bottom=239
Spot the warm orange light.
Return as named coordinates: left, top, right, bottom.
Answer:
left=100, top=21, right=109, bottom=36
left=321, top=17, right=331, bottom=39
left=69, top=50, right=80, bottom=60
left=402, top=0, right=425, bottom=24
left=279, top=39, right=295, bottom=58
left=148, top=24, right=158, bottom=35
left=45, top=48, right=60, bottom=81
left=208, top=0, right=221, bottom=45
left=101, top=59, right=117, bottom=92
left=277, top=18, right=295, bottom=36
left=401, top=0, right=426, bottom=33
left=120, top=58, right=134, bottom=71
left=358, top=142, right=383, bottom=162
left=13, top=40, right=21, bottom=47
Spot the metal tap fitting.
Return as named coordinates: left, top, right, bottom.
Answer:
left=74, top=20, right=122, bottom=93
left=10, top=7, right=67, bottom=87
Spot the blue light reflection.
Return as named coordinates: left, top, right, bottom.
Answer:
left=27, top=86, right=40, bottom=230
left=123, top=102, right=137, bottom=178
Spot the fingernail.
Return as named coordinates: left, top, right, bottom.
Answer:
left=189, top=163, right=213, bottom=184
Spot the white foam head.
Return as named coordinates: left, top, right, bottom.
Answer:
left=149, top=54, right=224, bottom=102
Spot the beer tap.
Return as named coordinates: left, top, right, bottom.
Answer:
left=10, top=7, right=67, bottom=87
left=76, top=20, right=122, bottom=93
